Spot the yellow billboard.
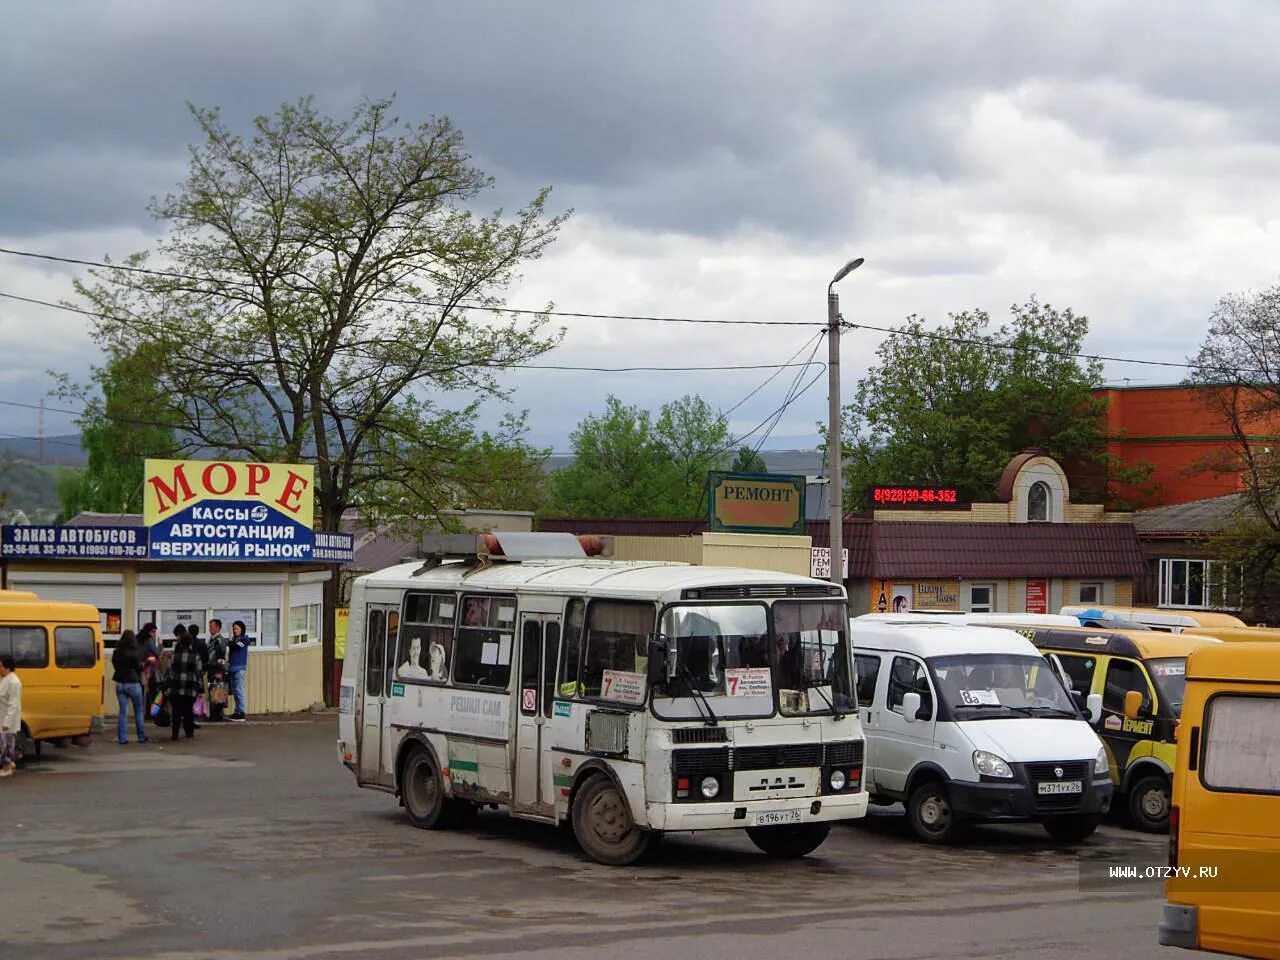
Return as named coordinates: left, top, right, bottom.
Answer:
left=144, top=459, right=315, bottom=525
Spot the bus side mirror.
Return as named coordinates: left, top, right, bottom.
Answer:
left=1124, top=689, right=1142, bottom=720
left=902, top=692, right=921, bottom=723
left=1086, top=693, right=1103, bottom=725
left=646, top=636, right=668, bottom=688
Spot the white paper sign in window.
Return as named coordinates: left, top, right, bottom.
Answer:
left=725, top=667, right=771, bottom=698
left=959, top=688, right=1000, bottom=706
left=601, top=669, right=646, bottom=705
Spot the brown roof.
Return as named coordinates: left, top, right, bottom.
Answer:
left=1133, top=494, right=1249, bottom=535
left=995, top=451, right=1043, bottom=502
left=871, top=522, right=1146, bottom=579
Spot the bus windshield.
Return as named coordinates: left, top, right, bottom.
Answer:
left=652, top=603, right=773, bottom=720
left=652, top=600, right=854, bottom=719
left=1147, top=657, right=1188, bottom=715
left=929, top=653, right=1077, bottom=720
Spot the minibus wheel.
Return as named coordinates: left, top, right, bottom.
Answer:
left=400, top=746, right=449, bottom=829
left=907, top=781, right=958, bottom=843
left=1043, top=814, right=1100, bottom=842
left=571, top=774, right=655, bottom=866
left=1127, top=774, right=1170, bottom=833
left=746, top=822, right=830, bottom=858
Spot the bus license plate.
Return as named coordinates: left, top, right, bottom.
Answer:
left=753, top=809, right=803, bottom=826
left=1037, top=780, right=1083, bottom=795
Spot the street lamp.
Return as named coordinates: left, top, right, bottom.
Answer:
left=827, top=257, right=863, bottom=587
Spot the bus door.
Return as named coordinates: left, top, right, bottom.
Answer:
left=359, top=604, right=398, bottom=784
left=513, top=613, right=561, bottom=816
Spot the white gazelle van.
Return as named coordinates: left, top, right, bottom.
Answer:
left=851, top=620, right=1113, bottom=843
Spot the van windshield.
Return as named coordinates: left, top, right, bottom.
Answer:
left=1147, top=657, right=1187, bottom=715
left=928, top=653, right=1077, bottom=720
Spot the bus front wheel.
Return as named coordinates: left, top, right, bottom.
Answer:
left=746, top=822, right=830, bottom=858
left=571, top=774, right=655, bottom=866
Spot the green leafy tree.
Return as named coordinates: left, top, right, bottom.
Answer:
left=729, top=446, right=769, bottom=474
left=839, top=299, right=1147, bottom=511
left=69, top=95, right=567, bottom=695
left=1189, top=283, right=1280, bottom=620
left=57, top=346, right=180, bottom=517
left=549, top=394, right=730, bottom=517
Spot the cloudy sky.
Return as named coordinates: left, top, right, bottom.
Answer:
left=4, top=1, right=1280, bottom=456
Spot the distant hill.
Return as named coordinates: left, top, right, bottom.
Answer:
left=0, top=455, right=73, bottom=522
left=0, top=434, right=86, bottom=466
left=540, top=448, right=826, bottom=476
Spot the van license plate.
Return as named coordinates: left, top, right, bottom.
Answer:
left=752, top=809, right=803, bottom=826
left=1037, top=780, right=1082, bottom=795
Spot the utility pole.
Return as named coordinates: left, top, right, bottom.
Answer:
left=826, top=258, right=863, bottom=586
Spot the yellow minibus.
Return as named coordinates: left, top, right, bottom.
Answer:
left=1159, top=642, right=1280, bottom=959
left=0, top=589, right=105, bottom=759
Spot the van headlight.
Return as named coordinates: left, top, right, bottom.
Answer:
left=973, top=750, right=1014, bottom=779
left=1094, top=747, right=1109, bottom=775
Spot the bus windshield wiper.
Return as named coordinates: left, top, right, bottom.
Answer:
left=804, top=679, right=844, bottom=720
left=679, top=664, right=719, bottom=726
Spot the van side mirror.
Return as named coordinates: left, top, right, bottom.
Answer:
left=1086, top=693, right=1104, bottom=725
left=1124, top=689, right=1143, bottom=720
left=902, top=691, right=921, bottom=723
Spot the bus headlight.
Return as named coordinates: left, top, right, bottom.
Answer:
left=700, top=776, right=721, bottom=800
left=829, top=769, right=847, bottom=792
left=973, top=750, right=1014, bottom=779
left=1094, top=747, right=1109, bottom=775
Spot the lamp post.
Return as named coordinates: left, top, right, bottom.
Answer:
left=827, top=257, right=863, bottom=586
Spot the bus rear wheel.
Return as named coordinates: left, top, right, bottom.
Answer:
left=571, top=774, right=655, bottom=866
left=400, top=747, right=453, bottom=829
left=746, top=822, right=830, bottom=858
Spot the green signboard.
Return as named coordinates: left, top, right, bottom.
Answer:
left=707, top=471, right=806, bottom=535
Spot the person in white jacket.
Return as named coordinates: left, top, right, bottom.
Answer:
left=0, top=655, right=21, bottom=777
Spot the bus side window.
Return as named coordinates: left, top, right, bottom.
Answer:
left=366, top=609, right=386, bottom=698
left=558, top=599, right=585, bottom=697
left=854, top=653, right=881, bottom=707
left=1056, top=653, right=1097, bottom=699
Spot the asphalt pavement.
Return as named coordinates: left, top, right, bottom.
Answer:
left=0, top=716, right=1176, bottom=960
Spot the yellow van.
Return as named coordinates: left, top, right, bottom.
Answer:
left=1170, top=625, right=1280, bottom=644
left=0, top=589, right=105, bottom=759
left=1158, top=642, right=1280, bottom=959
left=1007, top=623, right=1222, bottom=832
left=1061, top=605, right=1247, bottom=634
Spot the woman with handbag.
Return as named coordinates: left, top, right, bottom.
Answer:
left=167, top=626, right=204, bottom=740
left=110, top=630, right=149, bottom=745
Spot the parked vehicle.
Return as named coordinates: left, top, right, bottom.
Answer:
left=999, top=623, right=1222, bottom=832
left=0, top=588, right=104, bottom=759
left=1158, top=641, right=1280, bottom=959
left=1059, top=605, right=1246, bottom=634
left=849, top=619, right=1111, bottom=843
left=338, top=532, right=868, bottom=865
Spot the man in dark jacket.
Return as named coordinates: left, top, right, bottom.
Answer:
left=205, top=619, right=229, bottom=722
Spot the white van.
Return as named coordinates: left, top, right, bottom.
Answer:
left=851, top=620, right=1113, bottom=843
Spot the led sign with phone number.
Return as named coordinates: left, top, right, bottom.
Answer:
left=870, top=485, right=965, bottom=507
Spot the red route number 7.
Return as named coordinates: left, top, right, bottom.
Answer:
left=727, top=675, right=739, bottom=695
left=603, top=675, right=613, bottom=697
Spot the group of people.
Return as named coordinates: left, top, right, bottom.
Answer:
left=111, top=618, right=251, bottom=743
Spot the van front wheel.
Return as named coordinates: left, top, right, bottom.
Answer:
left=1128, top=774, right=1171, bottom=833
left=908, top=781, right=959, bottom=843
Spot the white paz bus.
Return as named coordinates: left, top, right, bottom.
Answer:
left=337, top=533, right=868, bottom=865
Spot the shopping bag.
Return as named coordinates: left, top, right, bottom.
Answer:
left=194, top=695, right=209, bottom=720
left=209, top=682, right=228, bottom=706
left=149, top=691, right=166, bottom=717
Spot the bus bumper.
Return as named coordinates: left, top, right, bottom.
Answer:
left=1158, top=903, right=1198, bottom=950
left=646, top=791, right=868, bottom=831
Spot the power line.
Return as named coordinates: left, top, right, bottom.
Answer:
left=0, top=246, right=818, bottom=328
left=0, top=291, right=824, bottom=375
